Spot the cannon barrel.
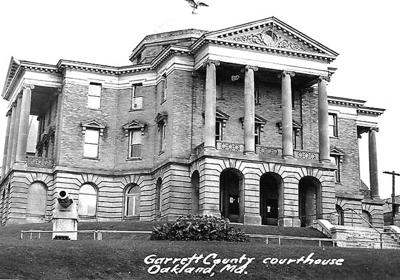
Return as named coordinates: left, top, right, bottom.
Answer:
left=57, top=190, right=73, bottom=208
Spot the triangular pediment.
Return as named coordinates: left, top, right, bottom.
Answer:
left=330, top=146, right=345, bottom=156
left=204, top=17, right=338, bottom=60
left=81, top=119, right=105, bottom=129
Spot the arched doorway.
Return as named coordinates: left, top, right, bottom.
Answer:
left=191, top=171, right=200, bottom=215
left=298, top=176, right=322, bottom=227
left=260, top=172, right=282, bottom=225
left=361, top=210, right=372, bottom=227
left=336, top=204, right=344, bottom=225
left=220, top=168, right=244, bottom=223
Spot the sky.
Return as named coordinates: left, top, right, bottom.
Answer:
left=0, top=0, right=399, bottom=199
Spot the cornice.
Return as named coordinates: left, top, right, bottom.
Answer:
left=357, top=106, right=385, bottom=116
left=327, top=96, right=366, bottom=108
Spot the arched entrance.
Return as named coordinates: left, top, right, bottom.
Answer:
left=260, top=172, right=282, bottom=225
left=191, top=171, right=200, bottom=215
left=220, top=168, right=244, bottom=223
left=298, top=176, right=322, bottom=227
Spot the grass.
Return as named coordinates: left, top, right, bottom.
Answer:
left=0, top=221, right=399, bottom=279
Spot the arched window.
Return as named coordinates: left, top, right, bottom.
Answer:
left=125, top=184, right=140, bottom=217
left=78, top=184, right=97, bottom=217
left=155, top=178, right=162, bottom=217
left=27, top=182, right=47, bottom=217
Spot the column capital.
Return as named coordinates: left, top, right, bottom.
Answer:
left=369, top=127, right=379, bottom=132
left=279, top=70, right=295, bottom=78
left=22, top=84, right=35, bottom=91
left=244, top=65, right=258, bottom=72
left=204, top=59, right=220, bottom=68
left=318, top=76, right=330, bottom=82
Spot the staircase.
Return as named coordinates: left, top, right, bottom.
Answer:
left=313, top=220, right=400, bottom=249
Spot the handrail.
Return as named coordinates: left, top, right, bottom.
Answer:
left=20, top=229, right=153, bottom=240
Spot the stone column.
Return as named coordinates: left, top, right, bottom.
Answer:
left=318, top=77, right=330, bottom=162
left=369, top=128, right=379, bottom=198
left=204, top=60, right=220, bottom=148
left=16, top=85, right=33, bottom=162
left=281, top=71, right=295, bottom=158
left=1, top=111, right=12, bottom=177
left=244, top=65, right=258, bottom=154
left=10, top=95, right=22, bottom=165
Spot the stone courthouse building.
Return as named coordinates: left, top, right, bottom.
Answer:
left=0, top=17, right=385, bottom=227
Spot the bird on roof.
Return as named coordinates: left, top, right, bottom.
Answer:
left=185, top=0, right=209, bottom=14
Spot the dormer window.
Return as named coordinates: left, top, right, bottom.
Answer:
left=88, top=83, right=102, bottom=109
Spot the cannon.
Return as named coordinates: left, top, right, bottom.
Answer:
left=52, top=189, right=78, bottom=240
left=57, top=190, right=73, bottom=208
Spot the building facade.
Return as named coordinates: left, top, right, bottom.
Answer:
left=0, top=17, right=385, bottom=227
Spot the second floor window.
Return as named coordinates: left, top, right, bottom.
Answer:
left=330, top=155, right=341, bottom=183
left=128, top=130, right=142, bottom=159
left=84, top=129, right=99, bottom=158
left=216, top=120, right=223, bottom=141
left=329, top=113, right=338, bottom=137
left=131, top=84, right=143, bottom=110
left=88, top=83, right=102, bottom=109
left=159, top=122, right=166, bottom=153
left=255, top=124, right=261, bottom=145
left=161, top=74, right=167, bottom=103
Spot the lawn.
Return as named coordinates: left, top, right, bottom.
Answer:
left=0, top=222, right=399, bottom=279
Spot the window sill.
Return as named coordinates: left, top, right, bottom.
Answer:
left=124, top=216, right=140, bottom=220
left=126, top=157, right=142, bottom=161
left=129, top=108, right=144, bottom=112
left=83, top=157, right=100, bottom=161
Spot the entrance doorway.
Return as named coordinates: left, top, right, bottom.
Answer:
left=298, top=176, right=322, bottom=227
left=260, top=173, right=281, bottom=225
left=220, top=169, right=243, bottom=223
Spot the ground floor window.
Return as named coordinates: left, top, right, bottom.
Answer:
left=125, top=184, right=140, bottom=217
left=78, top=184, right=97, bottom=217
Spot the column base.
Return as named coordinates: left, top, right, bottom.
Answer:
left=244, top=214, right=261, bottom=225
left=282, top=155, right=295, bottom=160
left=278, top=217, right=301, bottom=227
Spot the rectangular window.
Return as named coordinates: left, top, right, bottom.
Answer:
left=128, top=130, right=142, bottom=158
left=255, top=125, right=261, bottom=145
left=328, top=113, right=338, bottom=137
left=215, top=120, right=223, bottom=141
left=159, top=122, right=166, bottom=152
left=131, top=84, right=143, bottom=110
left=161, top=75, right=167, bottom=103
left=330, top=155, right=341, bottom=183
left=254, top=81, right=260, bottom=105
left=84, top=129, right=99, bottom=158
left=88, top=83, right=102, bottom=109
